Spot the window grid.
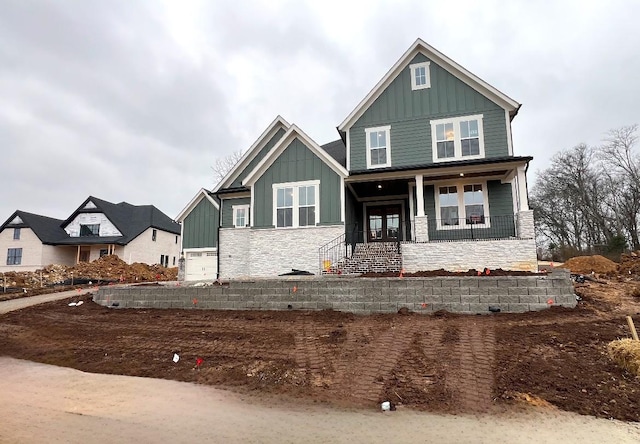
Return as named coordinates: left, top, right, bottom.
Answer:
left=7, top=248, right=22, bottom=265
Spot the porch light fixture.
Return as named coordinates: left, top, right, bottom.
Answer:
left=377, top=184, right=383, bottom=189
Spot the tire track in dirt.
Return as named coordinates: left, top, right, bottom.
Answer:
left=447, top=319, right=496, bottom=412
left=334, top=318, right=418, bottom=402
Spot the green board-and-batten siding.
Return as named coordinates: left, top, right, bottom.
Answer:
left=422, top=180, right=514, bottom=240
left=220, top=197, right=251, bottom=228
left=349, top=53, right=509, bottom=171
left=230, top=127, right=287, bottom=188
left=253, top=139, right=342, bottom=228
left=182, top=198, right=219, bottom=249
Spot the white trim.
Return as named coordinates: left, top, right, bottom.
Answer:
left=250, top=186, right=255, bottom=227
left=365, top=125, right=392, bottom=169
left=338, top=38, right=520, bottom=132
left=516, top=166, right=530, bottom=211
left=242, top=125, right=348, bottom=186
left=505, top=109, right=514, bottom=156
left=511, top=178, right=519, bottom=214
left=346, top=128, right=351, bottom=171
left=415, top=175, right=425, bottom=217
left=272, top=180, right=320, bottom=229
left=175, top=188, right=219, bottom=222
left=214, top=115, right=290, bottom=192
left=232, top=204, right=250, bottom=228
left=340, top=176, right=345, bottom=223
left=410, top=61, right=431, bottom=90
left=430, top=114, right=485, bottom=163
left=408, top=183, right=415, bottom=239
left=433, top=179, right=491, bottom=230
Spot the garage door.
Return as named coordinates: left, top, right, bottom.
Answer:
left=185, top=251, right=217, bottom=281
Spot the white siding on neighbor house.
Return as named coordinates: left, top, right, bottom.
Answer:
left=219, top=225, right=344, bottom=279
left=0, top=227, right=44, bottom=272
left=121, top=228, right=180, bottom=266
left=64, top=213, right=122, bottom=237
left=41, top=245, right=76, bottom=268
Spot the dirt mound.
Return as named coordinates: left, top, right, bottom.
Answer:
left=618, top=251, right=640, bottom=276
left=561, top=255, right=618, bottom=275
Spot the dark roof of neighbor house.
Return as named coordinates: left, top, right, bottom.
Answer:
left=1, top=197, right=180, bottom=246
left=321, top=139, right=346, bottom=168
left=56, top=196, right=180, bottom=245
left=0, top=210, right=69, bottom=244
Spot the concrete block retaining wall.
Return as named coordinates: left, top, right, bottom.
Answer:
left=94, top=269, right=576, bottom=315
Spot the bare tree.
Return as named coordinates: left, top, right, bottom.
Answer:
left=601, top=124, right=640, bottom=249
left=211, top=149, right=243, bottom=187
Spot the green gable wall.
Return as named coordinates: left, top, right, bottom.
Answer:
left=253, top=139, right=342, bottom=228
left=220, top=197, right=251, bottom=228
left=230, top=127, right=287, bottom=188
left=182, top=198, right=219, bottom=249
left=349, top=53, right=509, bottom=171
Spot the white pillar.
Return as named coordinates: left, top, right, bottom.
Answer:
left=516, top=166, right=529, bottom=211
left=415, top=175, right=425, bottom=217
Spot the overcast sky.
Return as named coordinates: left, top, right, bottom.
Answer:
left=1, top=0, right=638, bottom=221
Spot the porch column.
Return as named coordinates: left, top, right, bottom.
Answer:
left=76, top=245, right=80, bottom=264
left=415, top=175, right=425, bottom=217
left=516, top=166, right=529, bottom=211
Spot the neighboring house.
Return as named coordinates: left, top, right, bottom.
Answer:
left=0, top=196, right=181, bottom=272
left=180, top=38, right=536, bottom=280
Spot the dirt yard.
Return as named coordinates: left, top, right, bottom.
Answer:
left=1, top=272, right=640, bottom=422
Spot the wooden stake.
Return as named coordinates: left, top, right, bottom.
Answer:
left=627, top=316, right=639, bottom=341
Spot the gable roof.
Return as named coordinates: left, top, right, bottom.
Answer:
left=56, top=196, right=180, bottom=245
left=175, top=188, right=219, bottom=222
left=213, top=115, right=290, bottom=192
left=338, top=38, right=521, bottom=132
left=0, top=210, right=68, bottom=244
left=242, top=124, right=349, bottom=187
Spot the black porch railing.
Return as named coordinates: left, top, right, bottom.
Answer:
left=423, top=214, right=516, bottom=242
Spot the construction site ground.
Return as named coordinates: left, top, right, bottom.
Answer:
left=1, top=272, right=640, bottom=423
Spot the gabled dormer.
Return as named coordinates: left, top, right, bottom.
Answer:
left=338, top=39, right=521, bottom=173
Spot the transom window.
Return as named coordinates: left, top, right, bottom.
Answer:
left=435, top=182, right=489, bottom=229
left=431, top=115, right=484, bottom=162
left=410, top=61, right=431, bottom=90
left=7, top=248, right=22, bottom=265
left=273, top=181, right=320, bottom=228
left=80, top=224, right=100, bottom=236
left=365, top=126, right=391, bottom=169
left=232, top=205, right=250, bottom=228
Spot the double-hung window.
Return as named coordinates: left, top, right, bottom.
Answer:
left=365, top=126, right=391, bottom=169
left=431, top=115, right=484, bottom=162
left=273, top=181, right=320, bottom=228
left=435, top=182, right=489, bottom=229
left=410, top=61, right=431, bottom=90
left=232, top=205, right=250, bottom=228
left=7, top=248, right=22, bottom=265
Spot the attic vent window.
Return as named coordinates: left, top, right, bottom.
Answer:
left=80, top=224, right=100, bottom=236
left=410, top=61, right=431, bottom=90
left=152, top=229, right=157, bottom=241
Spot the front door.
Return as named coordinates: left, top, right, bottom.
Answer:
left=367, top=205, right=401, bottom=242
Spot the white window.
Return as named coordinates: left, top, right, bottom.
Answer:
left=431, top=114, right=484, bottom=162
left=272, top=180, right=320, bottom=228
left=410, top=61, right=431, bottom=90
left=365, top=126, right=391, bottom=169
left=232, top=205, right=250, bottom=228
left=434, top=182, right=490, bottom=229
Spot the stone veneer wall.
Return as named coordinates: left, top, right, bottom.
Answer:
left=219, top=225, right=344, bottom=279
left=402, top=239, right=538, bottom=273
left=94, top=269, right=575, bottom=314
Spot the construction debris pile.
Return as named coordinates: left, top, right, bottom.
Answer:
left=618, top=251, right=640, bottom=276
left=1, top=255, right=177, bottom=291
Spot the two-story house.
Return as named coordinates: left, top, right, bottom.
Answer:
left=178, top=39, right=536, bottom=280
